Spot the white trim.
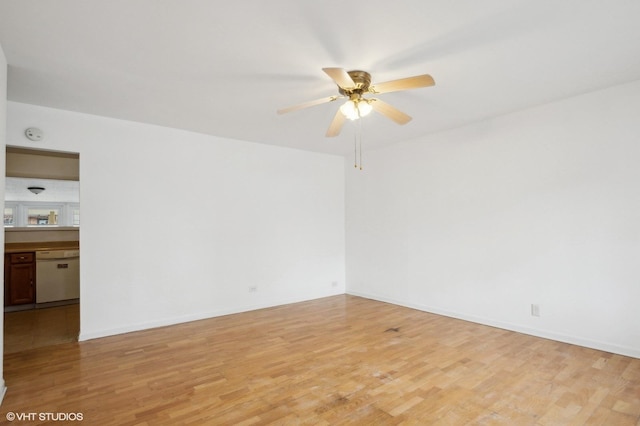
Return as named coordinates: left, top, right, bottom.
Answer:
left=347, top=290, right=640, bottom=359
left=0, top=380, right=6, bottom=405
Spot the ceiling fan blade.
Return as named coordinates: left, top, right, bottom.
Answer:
left=277, top=96, right=338, bottom=115
left=369, top=74, right=435, bottom=94
left=322, top=67, right=356, bottom=89
left=326, top=109, right=346, bottom=137
left=370, top=99, right=412, bottom=125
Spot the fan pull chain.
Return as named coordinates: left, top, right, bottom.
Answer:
left=358, top=114, right=363, bottom=170
left=352, top=107, right=364, bottom=170
left=353, top=117, right=358, bottom=168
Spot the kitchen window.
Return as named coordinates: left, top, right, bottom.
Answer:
left=71, top=207, right=80, bottom=227
left=4, top=202, right=79, bottom=228
left=27, top=206, right=61, bottom=225
left=4, top=205, right=16, bottom=226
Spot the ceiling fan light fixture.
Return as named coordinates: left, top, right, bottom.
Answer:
left=340, top=100, right=357, bottom=120
left=358, top=101, right=372, bottom=117
left=277, top=67, right=434, bottom=137
left=340, top=99, right=372, bottom=121
left=28, top=186, right=45, bottom=195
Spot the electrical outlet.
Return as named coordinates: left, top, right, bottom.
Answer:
left=249, top=286, right=257, bottom=293
left=331, top=281, right=338, bottom=287
left=531, top=304, right=540, bottom=317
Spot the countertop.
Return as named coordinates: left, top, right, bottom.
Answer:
left=5, top=241, right=80, bottom=253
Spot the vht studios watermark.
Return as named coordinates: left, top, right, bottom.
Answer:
left=6, top=411, right=84, bottom=422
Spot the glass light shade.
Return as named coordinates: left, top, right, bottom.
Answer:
left=340, top=100, right=359, bottom=120
left=358, top=101, right=372, bottom=117
left=340, top=100, right=372, bottom=120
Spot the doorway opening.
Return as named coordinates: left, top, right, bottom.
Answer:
left=4, top=147, right=80, bottom=353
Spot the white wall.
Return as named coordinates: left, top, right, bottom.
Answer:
left=346, top=80, right=640, bottom=358
left=6, top=102, right=345, bottom=340
left=6, top=79, right=639, bottom=360
left=0, top=42, right=8, bottom=402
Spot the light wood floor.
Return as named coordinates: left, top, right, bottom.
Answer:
left=4, top=304, right=80, bottom=354
left=2, top=295, right=639, bottom=425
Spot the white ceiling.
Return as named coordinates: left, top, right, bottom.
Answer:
left=1, top=1, right=639, bottom=156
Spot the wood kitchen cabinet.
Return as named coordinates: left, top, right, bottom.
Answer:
left=4, top=252, right=36, bottom=306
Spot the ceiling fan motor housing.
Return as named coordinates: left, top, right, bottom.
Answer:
left=338, top=70, right=372, bottom=96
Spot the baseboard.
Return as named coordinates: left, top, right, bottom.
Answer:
left=347, top=290, right=640, bottom=359
left=4, top=299, right=79, bottom=313
left=36, top=299, right=79, bottom=309
left=79, top=291, right=344, bottom=341
left=4, top=303, right=36, bottom=313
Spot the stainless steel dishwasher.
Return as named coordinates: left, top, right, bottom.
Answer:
left=35, top=250, right=80, bottom=303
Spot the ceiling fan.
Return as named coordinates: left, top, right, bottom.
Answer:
left=277, top=68, right=435, bottom=137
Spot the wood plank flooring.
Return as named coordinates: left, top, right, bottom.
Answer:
left=2, top=295, right=639, bottom=425
left=4, top=304, right=79, bottom=354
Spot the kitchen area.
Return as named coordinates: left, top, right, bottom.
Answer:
left=4, top=146, right=80, bottom=353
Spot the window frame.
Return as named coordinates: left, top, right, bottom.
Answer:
left=4, top=201, right=79, bottom=228
left=4, top=202, right=18, bottom=227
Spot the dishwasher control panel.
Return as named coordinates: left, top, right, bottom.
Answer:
left=36, top=250, right=80, bottom=260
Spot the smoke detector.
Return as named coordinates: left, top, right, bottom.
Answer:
left=25, top=127, right=43, bottom=141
